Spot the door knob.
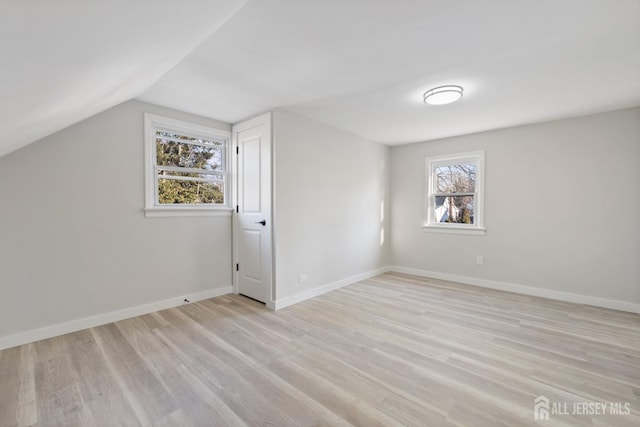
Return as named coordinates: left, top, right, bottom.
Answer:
left=255, top=220, right=266, bottom=226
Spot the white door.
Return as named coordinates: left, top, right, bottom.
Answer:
left=233, top=113, right=272, bottom=303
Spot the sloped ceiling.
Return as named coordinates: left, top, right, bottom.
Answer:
left=0, top=0, right=248, bottom=157
left=2, top=0, right=639, bottom=156
left=140, top=0, right=640, bottom=145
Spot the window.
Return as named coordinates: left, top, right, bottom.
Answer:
left=424, top=151, right=485, bottom=235
left=144, top=114, right=231, bottom=217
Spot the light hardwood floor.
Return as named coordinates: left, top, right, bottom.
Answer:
left=1, top=272, right=639, bottom=426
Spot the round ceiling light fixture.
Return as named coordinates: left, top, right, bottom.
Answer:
left=423, top=85, right=463, bottom=105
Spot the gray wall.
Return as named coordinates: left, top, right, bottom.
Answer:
left=2, top=100, right=636, bottom=342
left=391, top=107, right=640, bottom=304
left=0, top=100, right=233, bottom=338
left=273, top=110, right=391, bottom=301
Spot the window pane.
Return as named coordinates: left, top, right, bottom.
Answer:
left=435, top=163, right=475, bottom=193
left=158, top=179, right=224, bottom=205
left=156, top=133, right=223, bottom=171
left=434, top=195, right=474, bottom=224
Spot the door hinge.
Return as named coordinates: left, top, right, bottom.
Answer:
left=236, top=263, right=239, bottom=271
left=236, top=146, right=239, bottom=154
left=236, top=205, right=239, bottom=213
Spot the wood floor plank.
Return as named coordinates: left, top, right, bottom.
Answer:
left=90, top=323, right=177, bottom=425
left=116, top=315, right=248, bottom=427
left=32, top=337, right=93, bottom=426
left=151, top=314, right=299, bottom=427
left=63, top=329, right=140, bottom=427
left=63, top=330, right=121, bottom=403
left=16, top=344, right=37, bottom=427
left=1, top=272, right=638, bottom=426
left=0, top=346, right=21, bottom=427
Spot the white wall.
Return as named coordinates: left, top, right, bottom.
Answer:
left=391, top=107, right=640, bottom=306
left=272, top=110, right=391, bottom=304
left=0, top=100, right=233, bottom=344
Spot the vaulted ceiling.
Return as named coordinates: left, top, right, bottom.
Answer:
left=0, top=0, right=249, bottom=157
left=2, top=0, right=639, bottom=156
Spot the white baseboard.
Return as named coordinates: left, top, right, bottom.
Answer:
left=269, top=266, right=392, bottom=310
left=390, top=266, right=640, bottom=314
left=0, top=286, right=232, bottom=351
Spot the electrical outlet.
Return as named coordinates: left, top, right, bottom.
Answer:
left=298, top=274, right=308, bottom=283
left=476, top=255, right=484, bottom=265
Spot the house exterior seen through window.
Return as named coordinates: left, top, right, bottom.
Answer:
left=144, top=114, right=231, bottom=217
left=424, top=151, right=485, bottom=235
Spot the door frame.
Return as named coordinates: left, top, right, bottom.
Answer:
left=232, top=112, right=275, bottom=306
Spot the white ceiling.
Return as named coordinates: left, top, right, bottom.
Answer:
left=2, top=0, right=639, bottom=156
left=139, top=0, right=640, bottom=145
left=0, top=0, right=248, bottom=157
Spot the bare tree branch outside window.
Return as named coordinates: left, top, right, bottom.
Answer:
left=433, top=163, right=476, bottom=224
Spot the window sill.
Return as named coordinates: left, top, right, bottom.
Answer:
left=422, top=224, right=486, bottom=236
left=144, top=207, right=233, bottom=218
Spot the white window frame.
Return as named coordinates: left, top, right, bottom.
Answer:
left=424, top=151, right=486, bottom=235
left=144, top=113, right=232, bottom=217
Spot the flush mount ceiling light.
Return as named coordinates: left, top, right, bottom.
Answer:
left=423, top=85, right=463, bottom=105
